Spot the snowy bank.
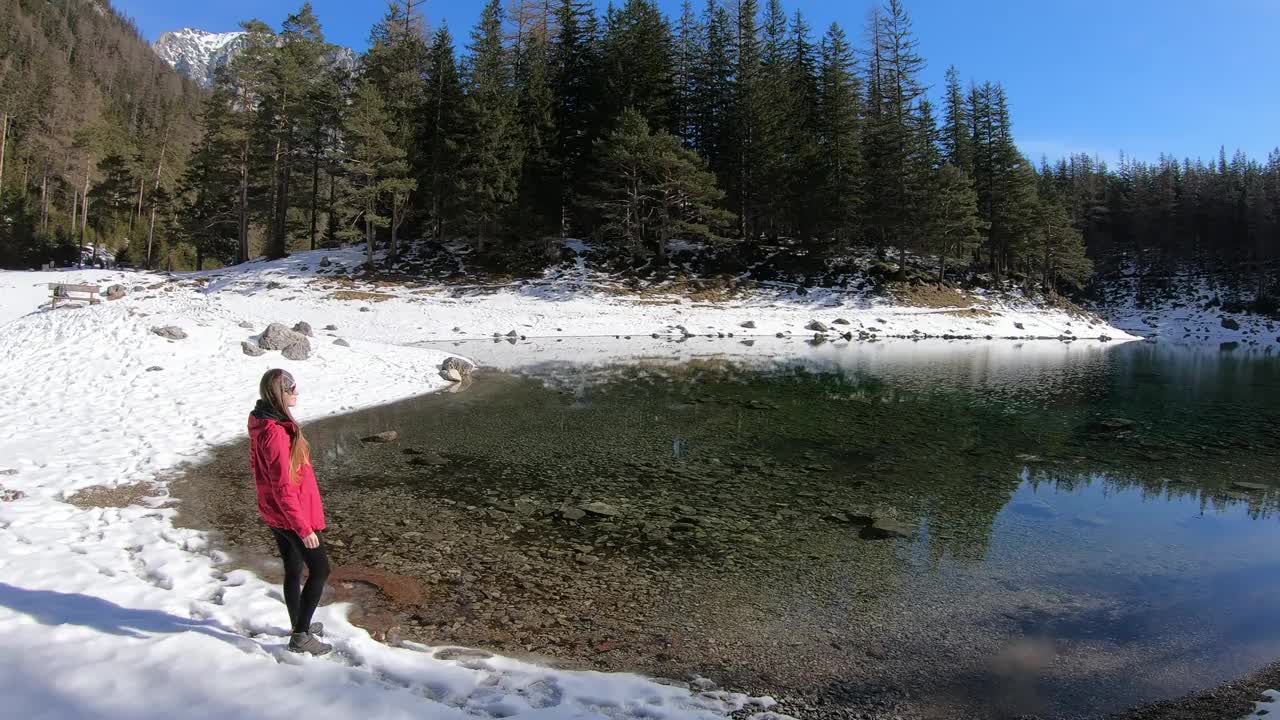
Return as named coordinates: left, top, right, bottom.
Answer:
left=0, top=254, right=786, bottom=720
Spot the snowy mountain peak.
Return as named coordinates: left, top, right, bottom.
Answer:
left=153, top=27, right=358, bottom=87
left=153, top=28, right=247, bottom=87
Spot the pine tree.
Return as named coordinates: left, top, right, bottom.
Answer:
left=1033, top=195, right=1092, bottom=293
left=864, top=0, right=928, bottom=266
left=511, top=30, right=561, bottom=261
left=421, top=26, right=465, bottom=241
left=688, top=0, right=735, bottom=180
left=178, top=82, right=241, bottom=269
left=730, top=0, right=764, bottom=240
left=551, top=0, right=602, bottom=236
left=927, top=163, right=985, bottom=282
left=457, top=0, right=523, bottom=253
left=339, top=80, right=411, bottom=267
left=226, top=20, right=277, bottom=262
left=672, top=0, right=702, bottom=145
left=816, top=22, right=862, bottom=248
left=364, top=1, right=430, bottom=259
left=782, top=9, right=820, bottom=242
left=585, top=107, right=733, bottom=261
left=941, top=65, right=973, bottom=175
left=600, top=0, right=675, bottom=133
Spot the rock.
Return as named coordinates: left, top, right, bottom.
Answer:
left=806, top=320, right=829, bottom=333
left=0, top=488, right=26, bottom=502
left=132, top=286, right=146, bottom=293
left=0, top=469, right=17, bottom=476
left=324, top=324, right=338, bottom=331
left=361, top=431, right=399, bottom=443
left=442, top=368, right=463, bottom=382
left=259, top=323, right=304, bottom=351
left=506, top=330, right=519, bottom=338
left=409, top=453, right=450, bottom=467
left=320, top=256, right=332, bottom=268
left=1087, top=417, right=1138, bottom=434
left=106, top=284, right=126, bottom=301
left=281, top=337, right=312, bottom=361
left=241, top=341, right=266, bottom=357
left=740, top=320, right=757, bottom=329
left=1014, top=322, right=1025, bottom=330
left=333, top=339, right=351, bottom=347
left=145, top=366, right=162, bottom=372
left=238, top=321, right=255, bottom=330
left=150, top=325, right=187, bottom=340
left=441, top=356, right=475, bottom=378
left=1222, top=317, right=1241, bottom=331
left=832, top=318, right=851, bottom=325
left=580, top=502, right=620, bottom=517
left=560, top=507, right=587, bottom=521
left=1231, top=481, right=1269, bottom=492
left=775, top=332, right=786, bottom=339
left=860, top=518, right=908, bottom=540
left=292, top=321, right=314, bottom=337
left=359, top=307, right=372, bottom=312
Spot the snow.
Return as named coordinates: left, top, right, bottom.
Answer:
left=0, top=249, right=796, bottom=720
left=1093, top=267, right=1280, bottom=347
left=1239, top=690, right=1280, bottom=719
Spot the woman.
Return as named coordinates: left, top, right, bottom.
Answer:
left=249, top=368, right=332, bottom=655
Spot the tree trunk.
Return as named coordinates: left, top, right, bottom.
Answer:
left=0, top=112, right=8, bottom=209
left=238, top=140, right=250, bottom=263
left=70, top=187, right=78, bottom=248
left=146, top=135, right=168, bottom=269
left=326, top=170, right=336, bottom=247
left=309, top=129, right=321, bottom=251
left=131, top=176, right=143, bottom=237
left=365, top=196, right=375, bottom=267
left=81, top=154, right=91, bottom=259
left=40, top=169, right=49, bottom=236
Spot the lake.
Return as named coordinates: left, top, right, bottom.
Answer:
left=178, top=338, right=1280, bottom=719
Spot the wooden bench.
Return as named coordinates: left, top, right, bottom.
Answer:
left=49, top=283, right=101, bottom=309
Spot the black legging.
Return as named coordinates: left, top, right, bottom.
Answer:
left=269, top=527, right=331, bottom=634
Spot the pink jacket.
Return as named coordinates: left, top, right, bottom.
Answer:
left=249, top=415, right=326, bottom=538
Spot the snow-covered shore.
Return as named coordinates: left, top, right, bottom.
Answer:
left=0, top=247, right=1135, bottom=720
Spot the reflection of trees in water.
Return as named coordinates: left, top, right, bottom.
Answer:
left=1033, top=469, right=1280, bottom=521
left=291, top=352, right=1277, bottom=572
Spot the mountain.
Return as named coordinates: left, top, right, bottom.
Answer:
left=153, top=28, right=248, bottom=87
left=153, top=27, right=358, bottom=87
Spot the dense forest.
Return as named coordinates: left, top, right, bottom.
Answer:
left=1, top=0, right=1277, bottom=306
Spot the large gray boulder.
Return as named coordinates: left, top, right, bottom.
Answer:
left=806, top=320, right=829, bottom=333
left=440, top=356, right=475, bottom=382
left=292, top=321, right=314, bottom=337
left=151, top=326, right=187, bottom=340
left=281, top=336, right=313, bottom=361
left=258, top=323, right=304, bottom=351
left=106, top=284, right=126, bottom=301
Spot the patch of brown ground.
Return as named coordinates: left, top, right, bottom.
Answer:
left=331, top=290, right=396, bottom=303
left=0, top=486, right=26, bottom=502
left=892, top=283, right=977, bottom=308
left=65, top=481, right=158, bottom=508
left=330, top=564, right=428, bottom=607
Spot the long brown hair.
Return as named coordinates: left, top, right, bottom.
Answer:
left=259, top=369, right=311, bottom=483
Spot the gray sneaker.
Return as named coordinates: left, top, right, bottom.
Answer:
left=288, top=632, right=332, bottom=655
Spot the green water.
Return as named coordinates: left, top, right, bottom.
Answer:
left=196, top=340, right=1280, bottom=718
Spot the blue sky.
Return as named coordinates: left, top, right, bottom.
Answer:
left=116, top=0, right=1280, bottom=166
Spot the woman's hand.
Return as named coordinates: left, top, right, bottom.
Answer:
left=301, top=532, right=320, bottom=549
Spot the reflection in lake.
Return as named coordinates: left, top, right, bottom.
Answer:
left=180, top=340, right=1280, bottom=719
